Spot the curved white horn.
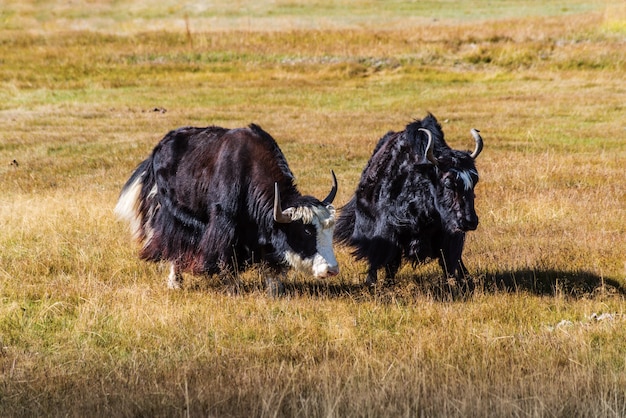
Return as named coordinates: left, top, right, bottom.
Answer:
left=470, top=128, right=483, bottom=159
left=273, top=183, right=293, bottom=224
left=418, top=128, right=438, bottom=166
left=322, top=170, right=338, bottom=205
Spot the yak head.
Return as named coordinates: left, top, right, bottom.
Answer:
left=273, top=171, right=339, bottom=278
left=419, top=127, right=483, bottom=234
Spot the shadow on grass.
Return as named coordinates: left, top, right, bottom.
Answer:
left=482, top=268, right=626, bottom=298
left=188, top=277, right=368, bottom=299
left=284, top=268, right=626, bottom=301
left=184, top=268, right=625, bottom=301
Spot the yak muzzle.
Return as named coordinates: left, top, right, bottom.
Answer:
left=460, top=216, right=479, bottom=232
left=320, top=265, right=340, bottom=278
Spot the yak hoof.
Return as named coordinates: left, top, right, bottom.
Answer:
left=446, top=276, right=475, bottom=299
left=226, top=284, right=241, bottom=296
left=365, top=271, right=377, bottom=288
left=265, top=277, right=286, bottom=297
left=167, top=278, right=182, bottom=290
left=167, top=265, right=183, bottom=289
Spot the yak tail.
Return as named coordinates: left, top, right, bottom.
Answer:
left=334, top=196, right=357, bottom=245
left=114, top=157, right=155, bottom=243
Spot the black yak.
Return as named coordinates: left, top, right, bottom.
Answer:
left=115, top=124, right=339, bottom=290
left=334, top=114, right=483, bottom=290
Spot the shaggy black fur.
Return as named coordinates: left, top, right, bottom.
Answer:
left=335, top=114, right=482, bottom=289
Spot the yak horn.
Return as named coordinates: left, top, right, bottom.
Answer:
left=322, top=170, right=338, bottom=205
left=418, top=128, right=438, bottom=166
left=470, top=128, right=483, bottom=159
left=273, top=183, right=293, bottom=224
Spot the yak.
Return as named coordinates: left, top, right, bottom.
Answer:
left=334, top=113, right=483, bottom=290
left=115, top=124, right=339, bottom=291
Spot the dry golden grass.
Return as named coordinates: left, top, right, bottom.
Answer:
left=1, top=1, right=625, bottom=416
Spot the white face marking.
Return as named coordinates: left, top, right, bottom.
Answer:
left=282, top=205, right=339, bottom=278
left=457, top=169, right=478, bottom=191
left=312, top=217, right=339, bottom=277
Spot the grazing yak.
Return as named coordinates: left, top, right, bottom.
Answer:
left=334, top=113, right=483, bottom=290
left=115, top=124, right=339, bottom=290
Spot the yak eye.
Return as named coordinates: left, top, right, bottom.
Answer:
left=304, top=225, right=315, bottom=236
left=443, top=177, right=454, bottom=189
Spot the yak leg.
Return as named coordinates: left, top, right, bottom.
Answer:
left=265, top=270, right=286, bottom=298
left=167, top=262, right=183, bottom=289
left=383, top=255, right=402, bottom=285
left=438, top=255, right=461, bottom=279
left=457, top=258, right=470, bottom=278
left=456, top=258, right=475, bottom=293
left=439, top=235, right=474, bottom=293
left=365, top=241, right=401, bottom=287
left=218, top=254, right=243, bottom=295
left=365, top=266, right=378, bottom=287
left=202, top=205, right=241, bottom=293
left=438, top=233, right=465, bottom=277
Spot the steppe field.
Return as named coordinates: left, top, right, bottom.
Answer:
left=1, top=0, right=625, bottom=416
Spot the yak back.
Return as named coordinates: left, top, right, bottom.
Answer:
left=152, top=123, right=295, bottom=219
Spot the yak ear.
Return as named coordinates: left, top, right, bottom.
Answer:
left=273, top=183, right=293, bottom=224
